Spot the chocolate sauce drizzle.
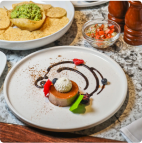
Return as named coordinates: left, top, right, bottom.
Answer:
left=35, top=61, right=105, bottom=95
left=57, top=67, right=89, bottom=90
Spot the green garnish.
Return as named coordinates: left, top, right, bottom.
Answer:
left=69, top=94, right=84, bottom=111
left=11, top=3, right=42, bottom=21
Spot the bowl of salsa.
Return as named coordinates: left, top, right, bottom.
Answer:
left=82, top=18, right=120, bottom=49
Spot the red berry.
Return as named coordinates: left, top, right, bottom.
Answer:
left=73, top=59, right=84, bottom=65
left=73, top=59, right=78, bottom=62
left=43, top=79, right=52, bottom=97
left=75, top=61, right=82, bottom=65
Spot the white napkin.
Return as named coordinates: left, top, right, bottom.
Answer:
left=120, top=117, right=142, bottom=143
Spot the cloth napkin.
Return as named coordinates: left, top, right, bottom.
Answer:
left=120, top=117, right=142, bottom=143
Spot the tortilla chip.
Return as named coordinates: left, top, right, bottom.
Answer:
left=7, top=9, right=12, bottom=19
left=42, top=4, right=52, bottom=15
left=31, top=30, right=45, bottom=39
left=33, top=3, right=52, bottom=15
left=46, top=17, right=69, bottom=33
left=0, top=8, right=10, bottom=30
left=0, top=34, right=5, bottom=40
left=3, top=27, right=35, bottom=41
left=0, top=29, right=5, bottom=35
left=20, top=30, right=35, bottom=41
left=32, top=16, right=69, bottom=39
left=31, top=17, right=50, bottom=39
left=42, top=4, right=52, bottom=11
left=36, top=4, right=52, bottom=11
left=47, top=7, right=66, bottom=18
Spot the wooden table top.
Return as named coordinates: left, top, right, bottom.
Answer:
left=0, top=122, right=126, bottom=142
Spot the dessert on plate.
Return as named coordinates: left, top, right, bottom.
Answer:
left=35, top=59, right=108, bottom=109
left=49, top=77, right=79, bottom=107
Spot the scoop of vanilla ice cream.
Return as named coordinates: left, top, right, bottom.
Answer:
left=54, top=77, right=72, bottom=93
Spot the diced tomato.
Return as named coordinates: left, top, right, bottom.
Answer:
left=100, top=24, right=104, bottom=29
left=105, top=29, right=110, bottom=34
left=101, top=36, right=105, bottom=39
left=95, top=35, right=100, bottom=39
left=85, top=23, right=116, bottom=40
left=95, top=32, right=99, bottom=35
left=96, top=28, right=100, bottom=32
left=107, top=34, right=112, bottom=38
left=108, top=29, right=114, bottom=34
left=111, top=28, right=114, bottom=31
left=91, top=33, right=95, bottom=38
left=109, top=25, right=114, bottom=29
left=104, top=34, right=108, bottom=39
left=99, top=31, right=104, bottom=35
left=99, top=27, right=102, bottom=31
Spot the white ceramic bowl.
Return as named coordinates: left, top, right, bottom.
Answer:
left=0, top=1, right=74, bottom=50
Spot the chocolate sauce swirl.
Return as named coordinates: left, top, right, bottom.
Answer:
left=57, top=67, right=89, bottom=90
left=35, top=61, right=105, bottom=95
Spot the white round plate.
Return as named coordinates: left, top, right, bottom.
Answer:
left=4, top=46, right=127, bottom=132
left=71, top=1, right=108, bottom=7
left=0, top=1, right=74, bottom=50
left=0, top=51, right=7, bottom=77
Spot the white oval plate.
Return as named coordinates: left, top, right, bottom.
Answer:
left=0, top=51, right=7, bottom=77
left=0, top=1, right=74, bottom=50
left=4, top=46, right=127, bottom=132
left=71, top=1, right=108, bottom=7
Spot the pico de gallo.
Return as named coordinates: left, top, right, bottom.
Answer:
left=85, top=23, right=117, bottom=40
